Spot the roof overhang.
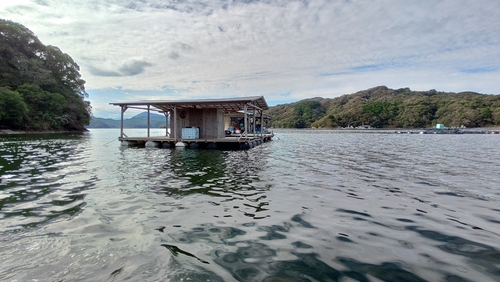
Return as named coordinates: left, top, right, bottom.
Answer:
left=110, top=96, right=269, bottom=113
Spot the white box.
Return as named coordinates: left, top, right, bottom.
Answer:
left=182, top=127, right=199, bottom=139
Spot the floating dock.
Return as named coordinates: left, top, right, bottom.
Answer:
left=119, top=134, right=274, bottom=150
left=111, top=96, right=273, bottom=150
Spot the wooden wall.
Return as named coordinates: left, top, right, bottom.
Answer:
left=175, top=108, right=225, bottom=139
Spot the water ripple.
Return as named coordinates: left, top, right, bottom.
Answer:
left=0, top=133, right=94, bottom=232
left=1, top=129, right=499, bottom=281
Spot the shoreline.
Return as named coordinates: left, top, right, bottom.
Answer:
left=276, top=126, right=500, bottom=131
left=2, top=127, right=499, bottom=136
left=0, top=129, right=88, bottom=135
left=272, top=127, right=500, bottom=134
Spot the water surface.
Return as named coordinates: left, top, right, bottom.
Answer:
left=1, top=129, right=499, bottom=281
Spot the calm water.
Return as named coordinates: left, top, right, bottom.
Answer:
left=1, top=129, right=499, bottom=281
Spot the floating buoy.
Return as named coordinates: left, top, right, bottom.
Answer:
left=145, top=141, right=159, bottom=147
left=175, top=142, right=185, bottom=147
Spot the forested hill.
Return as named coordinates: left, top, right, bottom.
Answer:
left=87, top=112, right=167, bottom=128
left=268, top=86, right=500, bottom=129
left=0, top=19, right=91, bottom=131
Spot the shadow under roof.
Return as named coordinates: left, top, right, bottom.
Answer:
left=110, top=96, right=268, bottom=112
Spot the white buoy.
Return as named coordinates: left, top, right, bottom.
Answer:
left=120, top=141, right=129, bottom=147
left=175, top=142, right=185, bottom=147
left=145, top=141, right=159, bottom=148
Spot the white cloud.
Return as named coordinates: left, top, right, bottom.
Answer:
left=1, top=0, right=499, bottom=118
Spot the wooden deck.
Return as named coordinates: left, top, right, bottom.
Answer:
left=119, top=133, right=274, bottom=150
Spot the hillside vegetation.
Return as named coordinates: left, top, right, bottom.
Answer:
left=0, top=19, right=90, bottom=131
left=268, top=86, right=500, bottom=129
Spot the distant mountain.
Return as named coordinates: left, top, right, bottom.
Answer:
left=87, top=112, right=167, bottom=128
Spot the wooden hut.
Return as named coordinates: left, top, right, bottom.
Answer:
left=110, top=96, right=273, bottom=149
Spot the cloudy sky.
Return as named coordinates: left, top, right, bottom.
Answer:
left=1, top=0, right=499, bottom=118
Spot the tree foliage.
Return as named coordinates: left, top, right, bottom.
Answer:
left=0, top=19, right=91, bottom=131
left=271, top=98, right=325, bottom=128
left=0, top=87, right=28, bottom=127
left=268, top=86, right=500, bottom=128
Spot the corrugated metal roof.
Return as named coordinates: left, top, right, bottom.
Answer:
left=110, top=96, right=268, bottom=112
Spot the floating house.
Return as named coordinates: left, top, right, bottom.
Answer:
left=110, top=96, right=273, bottom=150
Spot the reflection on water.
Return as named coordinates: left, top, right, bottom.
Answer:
left=0, top=132, right=91, bottom=231
left=1, top=129, right=500, bottom=281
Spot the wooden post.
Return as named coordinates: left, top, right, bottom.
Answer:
left=147, top=105, right=151, bottom=137
left=260, top=110, right=264, bottom=137
left=244, top=104, right=248, bottom=139
left=173, top=106, right=177, bottom=139
left=163, top=111, right=169, bottom=137
left=252, top=106, right=256, bottom=134
left=170, top=110, right=173, bottom=137
left=120, top=106, right=127, bottom=138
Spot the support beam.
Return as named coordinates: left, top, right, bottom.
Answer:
left=244, top=104, right=248, bottom=139
left=246, top=102, right=264, bottom=112
left=260, top=109, right=264, bottom=137
left=147, top=105, right=151, bottom=137
left=252, top=106, right=256, bottom=134
left=163, top=111, right=170, bottom=137
left=120, top=106, right=128, bottom=138
left=173, top=106, right=177, bottom=139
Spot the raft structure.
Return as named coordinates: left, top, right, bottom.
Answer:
left=110, top=96, right=273, bottom=150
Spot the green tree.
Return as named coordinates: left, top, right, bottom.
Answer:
left=0, top=87, right=28, bottom=129
left=292, top=100, right=324, bottom=128
left=0, top=19, right=90, bottom=131
left=16, top=83, right=67, bottom=130
left=361, top=101, right=399, bottom=127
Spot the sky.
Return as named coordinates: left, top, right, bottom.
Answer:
left=1, top=0, right=499, bottom=119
